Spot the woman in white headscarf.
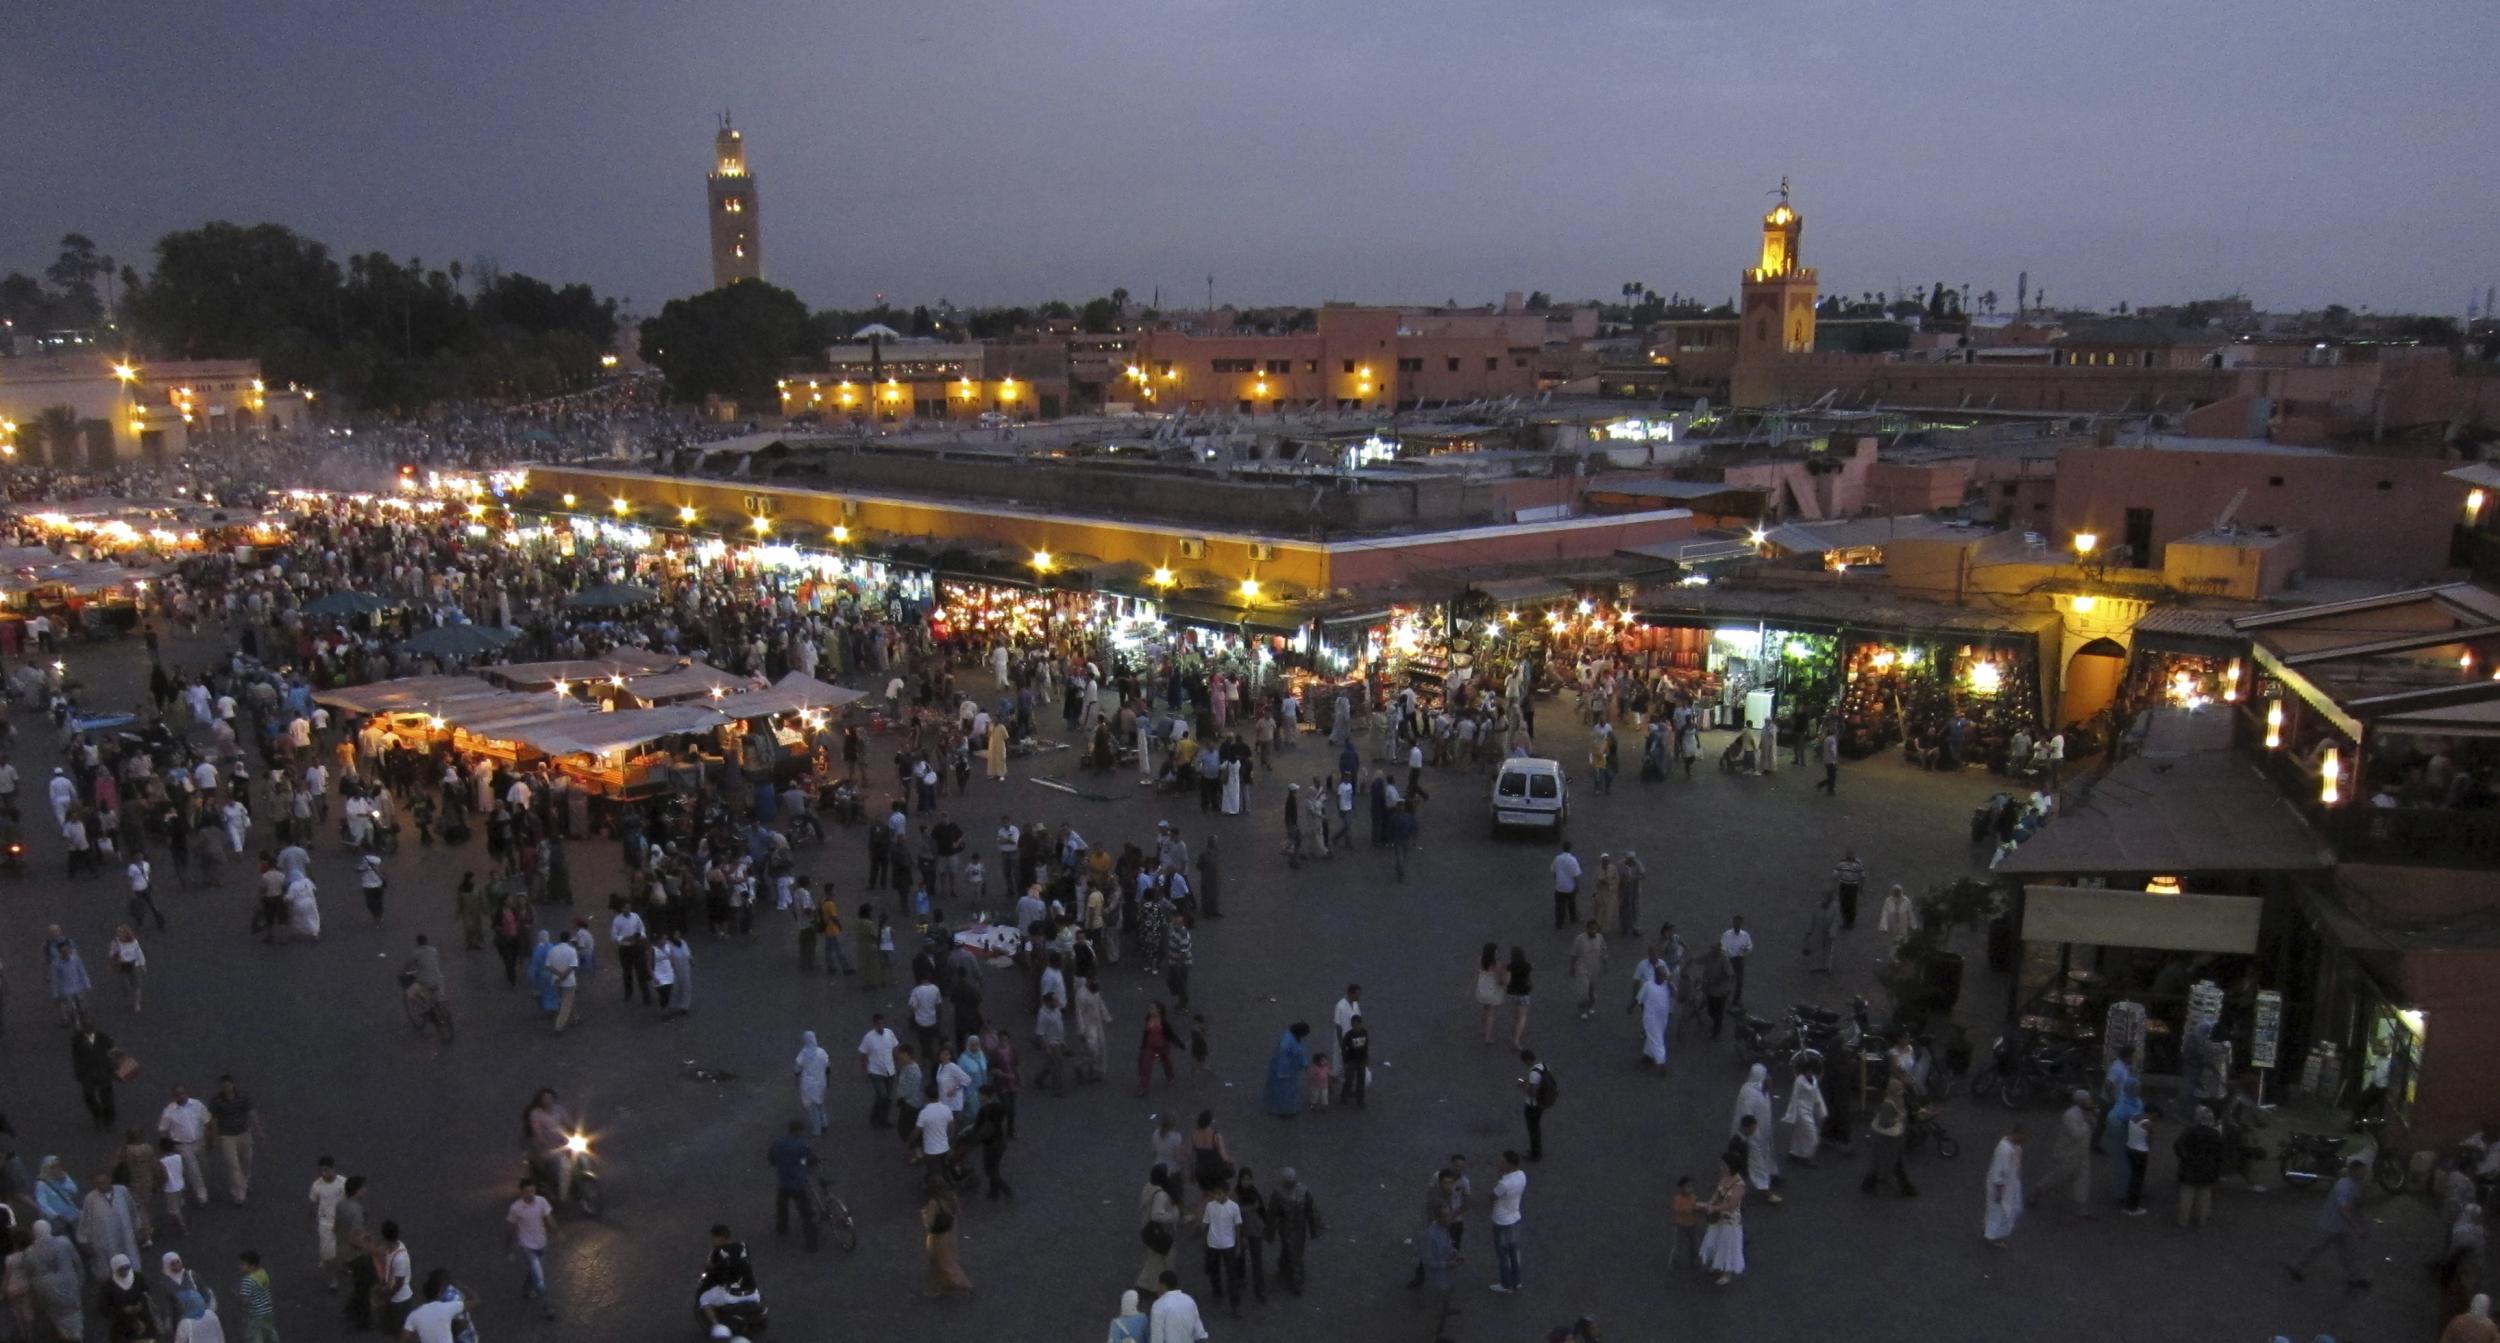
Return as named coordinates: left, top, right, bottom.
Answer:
left=1983, top=1125, right=2026, bottom=1247
left=794, top=1031, right=832, bottom=1136
left=25, top=1222, right=83, bottom=1342
left=1731, top=1064, right=1781, bottom=1202
left=1106, top=1287, right=1149, bottom=1341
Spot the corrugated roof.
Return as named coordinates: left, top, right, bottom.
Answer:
left=1993, top=709, right=2333, bottom=876
left=1762, top=515, right=1992, bottom=553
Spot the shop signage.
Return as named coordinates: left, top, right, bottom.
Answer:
left=2251, top=989, right=2282, bottom=1070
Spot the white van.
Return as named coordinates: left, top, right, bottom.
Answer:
left=1491, top=757, right=1568, bottom=835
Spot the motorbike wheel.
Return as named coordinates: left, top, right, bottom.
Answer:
left=2375, top=1150, right=2409, bottom=1194
left=824, top=1195, right=858, bottom=1252
left=573, top=1174, right=603, bottom=1218
left=1997, top=1073, right=2025, bottom=1110
left=1935, top=1131, right=1960, bottom=1160
left=2277, top=1155, right=2303, bottom=1188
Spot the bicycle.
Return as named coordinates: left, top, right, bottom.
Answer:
left=809, top=1174, right=858, bottom=1251
left=399, top=973, right=455, bottom=1043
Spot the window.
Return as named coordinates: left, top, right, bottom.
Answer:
left=1514, top=357, right=1527, bottom=367
left=1265, top=359, right=1291, bottom=375
left=1397, top=357, right=1423, bottom=373
left=2001, top=483, right=2018, bottom=498
left=2268, top=475, right=2285, bottom=487
left=1485, top=357, right=1499, bottom=372
left=1152, top=361, right=1173, bottom=377
left=1210, top=358, right=1258, bottom=374
left=1445, top=357, right=1460, bottom=372
left=1304, top=360, right=1318, bottom=374
left=1527, top=775, right=1558, bottom=800
left=2124, top=507, right=2155, bottom=566
left=1342, top=360, right=1356, bottom=374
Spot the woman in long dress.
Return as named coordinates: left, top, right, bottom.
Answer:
left=1634, top=967, right=1674, bottom=1070
left=1731, top=1064, right=1782, bottom=1201
left=664, top=935, right=695, bottom=1014
left=1984, top=1127, right=2026, bottom=1246
left=1136, top=1166, right=1181, bottom=1292
left=25, top=1222, right=83, bottom=1342
left=1073, top=978, right=1111, bottom=1083
left=527, top=931, right=558, bottom=1017
left=986, top=722, right=1009, bottom=782
left=794, top=1032, right=832, bottom=1136
left=1220, top=759, right=1243, bottom=816
left=1263, top=1024, right=1311, bottom=1117
left=922, top=1197, right=973, bottom=1297
left=1784, top=1058, right=1829, bottom=1164
left=1698, top=1155, right=1749, bottom=1286
left=284, top=875, right=322, bottom=942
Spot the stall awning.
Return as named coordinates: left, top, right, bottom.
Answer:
left=502, top=704, right=729, bottom=758
left=2128, top=607, right=2256, bottom=658
left=2021, top=885, right=2263, bottom=955
left=480, top=649, right=679, bottom=690
left=713, top=672, right=865, bottom=720
left=314, top=675, right=512, bottom=715
left=1992, top=707, right=2334, bottom=877
left=1160, top=596, right=1305, bottom=635
left=623, top=663, right=756, bottom=705
left=437, top=695, right=597, bottom=733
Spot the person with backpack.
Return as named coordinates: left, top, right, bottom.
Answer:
left=1517, top=1049, right=1555, bottom=1161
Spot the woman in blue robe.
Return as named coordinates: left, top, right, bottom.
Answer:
left=2104, top=1079, right=2143, bottom=1202
left=1263, top=1023, right=1312, bottom=1117
left=527, top=930, right=559, bottom=1016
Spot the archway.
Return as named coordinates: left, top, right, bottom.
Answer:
left=2059, top=636, right=2128, bottom=730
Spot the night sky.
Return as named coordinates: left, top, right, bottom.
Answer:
left=6, top=0, right=2494, bottom=317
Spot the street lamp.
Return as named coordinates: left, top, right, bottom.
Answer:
left=679, top=505, right=698, bottom=524
left=1239, top=577, right=1262, bottom=602
left=1030, top=550, right=1053, bottom=573
left=1150, top=566, right=1175, bottom=589
left=2072, top=531, right=2099, bottom=558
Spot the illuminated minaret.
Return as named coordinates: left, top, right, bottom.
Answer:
left=706, top=114, right=760, bottom=289
left=1732, top=177, right=1818, bottom=405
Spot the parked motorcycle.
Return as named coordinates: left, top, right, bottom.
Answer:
left=2280, top=1113, right=2408, bottom=1194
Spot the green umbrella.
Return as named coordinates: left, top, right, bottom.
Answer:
left=302, top=591, right=398, bottom=617
left=400, top=624, right=519, bottom=659
left=563, top=583, right=661, bottom=611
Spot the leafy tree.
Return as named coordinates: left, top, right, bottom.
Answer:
left=1524, top=291, right=1552, bottom=312
left=637, top=278, right=815, bottom=405
left=1077, top=296, right=1120, bottom=334
left=44, top=234, right=109, bottom=326
left=1036, top=300, right=1074, bottom=321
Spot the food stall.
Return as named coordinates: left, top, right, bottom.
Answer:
left=503, top=704, right=734, bottom=799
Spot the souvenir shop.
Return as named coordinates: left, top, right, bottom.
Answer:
left=930, top=574, right=1160, bottom=653
left=2122, top=608, right=2252, bottom=717
left=1832, top=626, right=2047, bottom=765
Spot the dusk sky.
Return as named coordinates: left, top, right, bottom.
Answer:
left=7, top=0, right=2495, bottom=319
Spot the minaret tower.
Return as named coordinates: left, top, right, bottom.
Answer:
left=1733, top=177, right=1818, bottom=405
left=706, top=114, right=761, bottom=289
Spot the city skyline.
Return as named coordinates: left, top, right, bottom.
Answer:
left=6, top=0, right=2497, bottom=317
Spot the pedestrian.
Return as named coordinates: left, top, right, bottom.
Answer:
left=1731, top=1064, right=1782, bottom=1202
left=1878, top=883, right=1920, bottom=951
left=102, top=925, right=150, bottom=1018
left=1802, top=890, right=1840, bottom=975
left=2037, top=1089, right=2097, bottom=1217
left=506, top=1175, right=559, bottom=1316
left=79, top=1168, right=141, bottom=1285
left=46, top=926, right=94, bottom=1026
left=2175, top=1106, right=2225, bottom=1228
left=1700, top=1152, right=1749, bottom=1287
left=1107, top=1289, right=1150, bottom=1343
left=1984, top=1125, right=2026, bottom=1247
left=234, top=1250, right=278, bottom=1343
left=159, top=1085, right=211, bottom=1208
left=1617, top=849, right=1645, bottom=939
left=1815, top=725, right=1840, bottom=794
left=307, top=1157, right=346, bottom=1288
left=1831, top=850, right=1866, bottom=930
left=544, top=930, right=581, bottom=1033
left=1199, top=1180, right=1246, bottom=1315
left=2122, top=1104, right=2157, bottom=1215
left=794, top=1031, right=831, bottom=1135
left=1548, top=841, right=1581, bottom=930
left=859, top=1014, right=900, bottom=1129
left=1137, top=1001, right=1176, bottom=1095
left=923, top=1198, right=973, bottom=1298
left=1861, top=1078, right=1916, bottom=1197
left=103, top=1252, right=160, bottom=1342
left=1783, top=1058, right=1828, bottom=1165
left=1666, top=1176, right=1702, bottom=1272
left=1164, top=913, right=1195, bottom=1012
left=1263, top=1022, right=1311, bottom=1117
left=1518, top=1049, right=1553, bottom=1161
left=1269, top=1167, right=1323, bottom=1295
left=1034, top=993, right=1070, bottom=1097
left=1139, top=1167, right=1182, bottom=1295
left=1631, top=959, right=1674, bottom=1069
left=1487, top=1150, right=1526, bottom=1294
left=1473, top=942, right=1508, bottom=1045
left=1339, top=1015, right=1371, bottom=1109
left=2286, top=1156, right=2372, bottom=1291
left=208, top=1075, right=260, bottom=1205
left=1569, top=921, right=1606, bottom=1020
left=970, top=1083, right=1012, bottom=1200
left=372, top=1221, right=414, bottom=1335
left=1504, top=946, right=1534, bottom=1047
left=127, top=854, right=168, bottom=931
left=766, top=1120, right=820, bottom=1253
left=1719, top=915, right=1753, bottom=1006
left=2105, top=1079, right=2144, bottom=1201
left=1148, top=1270, right=1206, bottom=1342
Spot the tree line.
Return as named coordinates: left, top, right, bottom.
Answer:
left=1, top=227, right=619, bottom=413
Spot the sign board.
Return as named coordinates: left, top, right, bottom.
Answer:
left=2020, top=885, right=2263, bottom=955
left=2251, top=989, right=2283, bottom=1071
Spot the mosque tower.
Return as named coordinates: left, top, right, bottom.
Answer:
left=706, top=114, right=761, bottom=289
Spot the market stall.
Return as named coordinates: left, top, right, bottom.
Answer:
left=501, top=704, right=733, bottom=799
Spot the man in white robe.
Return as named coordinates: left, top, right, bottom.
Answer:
left=1732, top=1064, right=1781, bottom=1202
left=1985, top=1127, right=2026, bottom=1245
